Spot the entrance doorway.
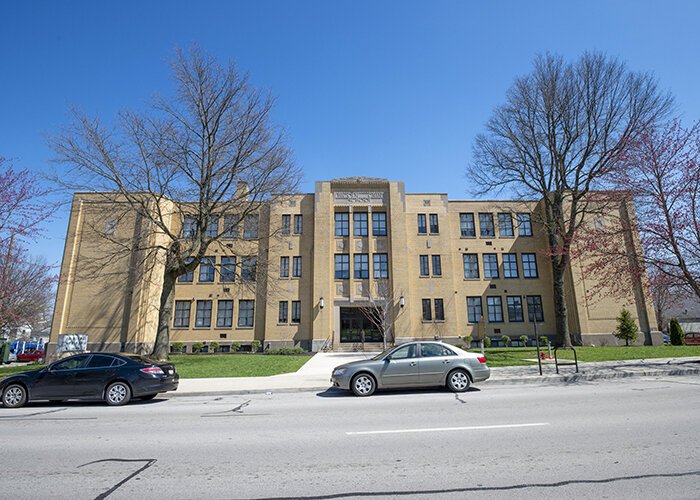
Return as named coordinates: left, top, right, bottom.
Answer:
left=339, top=307, right=383, bottom=343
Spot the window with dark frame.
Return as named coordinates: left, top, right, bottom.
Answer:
left=463, top=254, right=479, bottom=279
left=431, top=255, right=442, bottom=276
left=292, top=256, right=302, bottom=278
left=434, top=298, right=445, bottom=321
left=278, top=301, right=288, bottom=323
left=279, top=256, right=289, bottom=278
left=291, top=300, right=301, bottom=323
left=459, top=213, right=476, bottom=237
left=417, top=214, right=427, bottom=234
left=429, top=214, right=439, bottom=234
left=243, top=214, right=258, bottom=239
left=527, top=295, right=544, bottom=322
left=498, top=213, right=514, bottom=237
left=237, top=300, right=255, bottom=327
left=178, top=257, right=195, bottom=283
left=479, top=213, right=495, bottom=237
left=419, top=255, right=430, bottom=277
left=354, top=253, right=369, bottom=279
left=486, top=296, right=503, bottom=322
left=181, top=216, right=197, bottom=239
left=483, top=254, right=499, bottom=279
left=281, top=214, right=291, bottom=236
left=174, top=301, right=191, bottom=327
left=334, top=254, right=350, bottom=279
left=216, top=300, right=233, bottom=328
left=198, top=257, right=215, bottom=283
left=522, top=253, right=538, bottom=278
left=372, top=212, right=387, bottom=236
left=467, top=296, right=482, bottom=324
left=422, top=298, right=432, bottom=321
left=335, top=212, right=349, bottom=237
left=220, top=256, right=236, bottom=282
left=242, top=256, right=257, bottom=281
left=507, top=296, right=524, bottom=322
left=353, top=212, right=368, bottom=237
left=222, top=215, right=239, bottom=239
left=205, top=216, right=219, bottom=238
left=517, top=213, right=533, bottom=236
left=195, top=300, right=212, bottom=328
left=373, top=253, right=389, bottom=279
left=503, top=253, right=519, bottom=278
left=293, top=214, right=303, bottom=235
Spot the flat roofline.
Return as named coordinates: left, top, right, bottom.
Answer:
left=448, top=199, right=539, bottom=203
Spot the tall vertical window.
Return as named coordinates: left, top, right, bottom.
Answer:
left=429, top=214, right=439, bottom=234
left=498, top=213, right=514, bottom=237
left=483, top=254, right=499, bottom=279
left=174, top=301, right=191, bottom=327
left=281, top=214, right=291, bottom=236
left=216, top=300, right=233, bottom=327
left=198, top=257, right=215, bottom=283
left=463, top=254, right=479, bottom=279
left=242, top=256, right=257, bottom=281
left=503, top=253, right=519, bottom=278
left=467, top=297, right=482, bottom=324
left=220, top=256, right=236, bottom=282
left=237, top=300, right=255, bottom=327
left=292, top=256, right=302, bottom=278
left=522, top=253, right=538, bottom=278
left=434, top=298, right=445, bottom=321
left=479, top=213, right=495, bottom=237
left=417, top=214, right=427, bottom=234
left=486, top=296, right=503, bottom=322
left=422, top=299, right=432, bottom=321
left=527, top=295, right=544, bottom=322
left=222, top=215, right=239, bottom=239
left=195, top=300, right=212, bottom=327
left=243, top=214, right=258, bottom=239
left=517, top=213, right=533, bottom=236
left=205, top=216, right=219, bottom=238
left=279, top=256, right=290, bottom=278
left=293, top=214, right=303, bottom=235
left=507, top=296, right=524, bottom=322
left=373, top=253, right=389, bottom=278
left=459, top=213, right=476, bottom=237
left=334, top=254, right=350, bottom=279
left=335, top=212, right=349, bottom=237
left=278, top=301, right=288, bottom=323
left=353, top=212, right=368, bottom=237
left=178, top=257, right=195, bottom=283
left=419, top=255, right=430, bottom=277
left=181, top=216, right=197, bottom=239
left=431, top=255, right=442, bottom=276
left=291, top=301, right=301, bottom=323
left=354, top=253, right=369, bottom=279
left=372, top=212, right=387, bottom=236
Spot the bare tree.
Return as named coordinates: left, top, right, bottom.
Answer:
left=358, top=282, right=400, bottom=350
left=470, top=52, right=673, bottom=346
left=50, top=46, right=300, bottom=360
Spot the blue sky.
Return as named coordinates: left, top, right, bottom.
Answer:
left=1, top=0, right=699, bottom=266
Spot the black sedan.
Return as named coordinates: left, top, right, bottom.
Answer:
left=0, top=353, right=179, bottom=408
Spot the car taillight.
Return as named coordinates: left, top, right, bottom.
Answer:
left=140, top=366, right=165, bottom=375
left=477, top=356, right=487, bottom=364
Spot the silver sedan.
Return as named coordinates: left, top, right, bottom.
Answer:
left=330, top=341, right=490, bottom=396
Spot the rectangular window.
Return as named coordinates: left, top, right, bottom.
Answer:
left=517, top=213, right=533, bottom=236
left=174, top=301, right=191, bottom=327
left=422, top=298, right=432, bottom=321
left=279, top=256, right=289, bottom=278
left=178, top=257, right=195, bottom=283
left=527, top=295, right=544, bottom=322
left=486, top=296, right=503, bottom=323
left=460, top=213, right=476, bottom=237
left=278, top=301, right=288, bottom=323
left=216, top=300, right=233, bottom=328
left=373, top=253, right=389, bottom=279
left=181, top=216, right=197, bottom=239
left=291, top=301, right=301, bottom=324
left=463, top=254, right=479, bottom=279
left=195, top=300, right=212, bottom=328
left=205, top=216, right=219, bottom=238
left=483, top=254, right=499, bottom=279
left=522, top=253, right=538, bottom=278
left=354, top=253, right=369, bottom=279
left=292, top=256, right=302, bottom=278
left=372, top=212, right=387, bottom=236
left=335, top=212, right=349, bottom=237
left=353, top=212, right=368, bottom=237
left=429, top=214, right=439, bottom=234
left=434, top=298, right=445, bottom=321
left=243, top=214, right=258, bottom=239
left=479, top=213, right=495, bottom=237
left=222, top=215, right=239, bottom=239
left=419, top=255, right=430, bottom=277
left=507, top=296, right=524, bottom=322
left=417, top=214, right=427, bottom=234
left=220, top=256, right=236, bottom=282
left=467, top=297, right=482, bottom=324
left=431, top=255, right=442, bottom=276
left=503, top=253, right=519, bottom=279
left=198, top=257, right=215, bottom=283
left=237, top=300, right=254, bottom=327
left=498, top=213, right=514, bottom=237
left=281, top=214, right=291, bottom=236
left=293, top=214, right=303, bottom=235
left=242, top=256, right=257, bottom=281
left=335, top=254, right=350, bottom=279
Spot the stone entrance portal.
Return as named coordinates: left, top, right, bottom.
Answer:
left=339, top=307, right=383, bottom=343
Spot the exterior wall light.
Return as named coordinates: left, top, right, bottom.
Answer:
left=319, top=297, right=325, bottom=309
left=399, top=295, right=405, bottom=308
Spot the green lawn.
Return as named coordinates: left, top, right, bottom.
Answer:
left=169, top=354, right=313, bottom=378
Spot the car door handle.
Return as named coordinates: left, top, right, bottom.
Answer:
left=409, top=362, right=417, bottom=367
left=442, top=360, right=451, bottom=364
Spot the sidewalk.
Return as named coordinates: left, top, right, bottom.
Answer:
left=172, top=353, right=700, bottom=397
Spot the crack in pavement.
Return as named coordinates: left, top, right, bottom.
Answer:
left=454, top=394, right=467, bottom=404
left=78, top=458, right=157, bottom=500
left=0, top=408, right=66, bottom=419
left=200, top=399, right=251, bottom=417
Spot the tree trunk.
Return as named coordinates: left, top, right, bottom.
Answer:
left=152, top=269, right=177, bottom=361
left=551, top=259, right=573, bottom=347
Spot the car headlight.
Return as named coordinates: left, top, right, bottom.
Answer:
left=333, top=368, right=347, bottom=377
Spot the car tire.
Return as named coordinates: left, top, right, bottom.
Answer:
left=2, top=383, right=28, bottom=408
left=351, top=373, right=376, bottom=397
left=105, top=381, right=132, bottom=406
left=140, top=393, right=158, bottom=401
left=447, top=369, right=471, bottom=393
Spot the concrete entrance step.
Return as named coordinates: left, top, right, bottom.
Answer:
left=333, top=342, right=388, bottom=352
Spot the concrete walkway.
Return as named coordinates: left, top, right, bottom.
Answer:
left=173, top=353, right=700, bottom=397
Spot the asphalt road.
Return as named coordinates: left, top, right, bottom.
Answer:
left=1, top=376, right=699, bottom=500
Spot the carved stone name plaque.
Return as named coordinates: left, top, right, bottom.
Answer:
left=333, top=191, right=385, bottom=205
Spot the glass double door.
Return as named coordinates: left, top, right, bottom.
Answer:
left=339, top=307, right=383, bottom=343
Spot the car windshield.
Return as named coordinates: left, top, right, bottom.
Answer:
left=371, top=346, right=398, bottom=360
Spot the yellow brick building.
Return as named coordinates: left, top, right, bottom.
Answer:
left=50, top=177, right=659, bottom=354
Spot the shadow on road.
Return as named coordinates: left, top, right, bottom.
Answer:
left=316, top=387, right=480, bottom=398
left=4, top=398, right=168, bottom=410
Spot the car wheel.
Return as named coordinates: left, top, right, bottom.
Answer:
left=447, top=369, right=471, bottom=393
left=351, top=373, right=376, bottom=397
left=140, top=393, right=158, bottom=401
left=2, top=384, right=28, bottom=408
left=105, top=381, right=132, bottom=406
